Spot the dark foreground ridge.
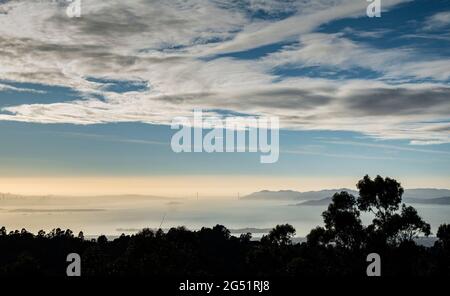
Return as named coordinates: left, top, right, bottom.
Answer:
left=1, top=175, right=449, bottom=277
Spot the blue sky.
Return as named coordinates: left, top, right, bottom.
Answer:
left=0, top=0, right=449, bottom=192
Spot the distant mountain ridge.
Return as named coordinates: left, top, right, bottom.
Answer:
left=243, top=188, right=450, bottom=202
left=407, top=196, right=450, bottom=205
left=295, top=196, right=450, bottom=206
left=297, top=197, right=332, bottom=206
left=244, top=188, right=358, bottom=201
left=400, top=189, right=450, bottom=199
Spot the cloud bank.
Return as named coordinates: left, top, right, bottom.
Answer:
left=0, top=0, right=449, bottom=144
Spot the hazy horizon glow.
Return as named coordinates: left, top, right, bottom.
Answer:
left=0, top=175, right=449, bottom=197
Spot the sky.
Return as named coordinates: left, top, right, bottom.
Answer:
left=0, top=0, right=449, bottom=196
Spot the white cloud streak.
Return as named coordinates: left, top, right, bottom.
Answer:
left=0, top=0, right=449, bottom=145
left=423, top=11, right=450, bottom=31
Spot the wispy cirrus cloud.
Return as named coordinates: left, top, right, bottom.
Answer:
left=423, top=11, right=450, bottom=31
left=0, top=83, right=46, bottom=93
left=0, top=0, right=449, bottom=146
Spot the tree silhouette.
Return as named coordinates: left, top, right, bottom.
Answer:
left=97, top=235, right=108, bottom=245
left=397, top=204, right=431, bottom=242
left=435, top=224, right=450, bottom=275
left=261, top=224, right=296, bottom=246
left=357, top=175, right=403, bottom=219
left=321, top=191, right=365, bottom=249
left=356, top=175, right=430, bottom=245
left=306, top=226, right=329, bottom=246
left=437, top=224, right=450, bottom=248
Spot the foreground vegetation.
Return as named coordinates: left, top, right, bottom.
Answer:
left=0, top=175, right=449, bottom=276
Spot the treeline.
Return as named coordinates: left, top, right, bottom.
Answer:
left=0, top=175, right=449, bottom=276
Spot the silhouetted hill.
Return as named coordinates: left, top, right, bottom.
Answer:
left=295, top=196, right=450, bottom=206
left=403, top=189, right=450, bottom=199
left=243, top=188, right=356, bottom=201
left=296, top=197, right=332, bottom=206
left=244, top=188, right=450, bottom=202
left=296, top=196, right=450, bottom=206
left=408, top=196, right=450, bottom=205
